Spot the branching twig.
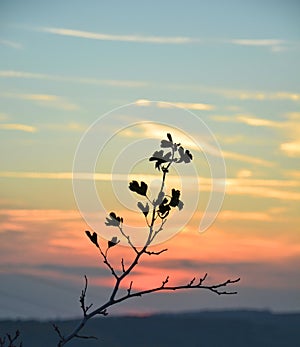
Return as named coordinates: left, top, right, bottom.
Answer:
left=144, top=248, right=168, bottom=256
left=127, top=281, right=133, bottom=296
left=121, top=258, right=126, bottom=272
left=74, top=334, right=97, bottom=340
left=118, top=225, right=138, bottom=254
left=80, top=275, right=93, bottom=316
left=0, top=330, right=22, bottom=347
left=98, top=247, right=119, bottom=279
left=55, top=133, right=240, bottom=346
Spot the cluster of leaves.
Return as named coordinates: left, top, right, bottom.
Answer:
left=86, top=133, right=192, bottom=251
left=86, top=211, right=121, bottom=252
left=149, top=133, right=192, bottom=171
left=131, top=133, right=188, bottom=219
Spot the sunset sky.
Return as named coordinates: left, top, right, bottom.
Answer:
left=1, top=0, right=300, bottom=319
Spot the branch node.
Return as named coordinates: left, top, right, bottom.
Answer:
left=127, top=281, right=133, bottom=296
left=188, top=277, right=196, bottom=287
left=161, top=276, right=169, bottom=288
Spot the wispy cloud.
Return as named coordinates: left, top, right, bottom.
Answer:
left=214, top=89, right=300, bottom=102
left=218, top=209, right=276, bottom=222
left=122, top=121, right=274, bottom=166
left=284, top=170, right=300, bottom=179
left=280, top=142, right=300, bottom=157
left=213, top=113, right=300, bottom=157
left=0, top=123, right=37, bottom=133
left=1, top=92, right=79, bottom=111
left=0, top=39, right=23, bottom=49
left=226, top=178, right=300, bottom=201
left=38, top=27, right=295, bottom=53
left=230, top=39, right=284, bottom=46
left=212, top=114, right=283, bottom=128
left=135, top=99, right=214, bottom=111
left=1, top=171, right=299, bottom=201
left=222, top=150, right=274, bottom=167
left=228, top=38, right=288, bottom=52
left=0, top=70, right=148, bottom=88
left=39, top=27, right=198, bottom=44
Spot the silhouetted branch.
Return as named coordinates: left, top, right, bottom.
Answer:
left=74, top=334, right=97, bottom=340
left=55, top=133, right=240, bottom=346
left=118, top=225, right=138, bottom=253
left=121, top=258, right=126, bottom=272
left=80, top=275, right=93, bottom=316
left=0, top=330, right=22, bottom=347
left=144, top=248, right=168, bottom=255
left=98, top=247, right=119, bottom=279
left=127, top=281, right=133, bottom=295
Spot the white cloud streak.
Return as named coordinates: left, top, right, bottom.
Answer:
left=1, top=92, right=79, bottom=111
left=0, top=39, right=23, bottom=49
left=0, top=70, right=148, bottom=88
left=38, top=27, right=295, bottom=53
left=1, top=171, right=299, bottom=201
left=0, top=123, right=37, bottom=133
left=135, top=99, right=214, bottom=111
left=280, top=142, right=300, bottom=157
left=230, top=39, right=284, bottom=47
left=40, top=27, right=198, bottom=44
left=213, top=113, right=300, bottom=157
left=214, top=89, right=300, bottom=102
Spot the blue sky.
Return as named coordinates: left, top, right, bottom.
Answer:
left=0, top=0, right=300, bottom=319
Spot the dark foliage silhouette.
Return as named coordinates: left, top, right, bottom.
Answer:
left=54, top=133, right=240, bottom=346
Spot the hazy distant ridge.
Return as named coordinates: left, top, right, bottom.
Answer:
left=1, top=310, right=299, bottom=347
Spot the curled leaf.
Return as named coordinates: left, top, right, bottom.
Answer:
left=129, top=180, right=148, bottom=196
left=105, top=212, right=123, bottom=227
left=85, top=230, right=99, bottom=248
left=108, top=236, right=120, bottom=249
left=137, top=201, right=149, bottom=217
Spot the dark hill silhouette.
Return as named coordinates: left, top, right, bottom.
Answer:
left=1, top=310, right=300, bottom=347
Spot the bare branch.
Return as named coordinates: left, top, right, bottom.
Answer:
left=161, top=276, right=169, bottom=288
left=144, top=248, right=168, bottom=256
left=198, top=273, right=208, bottom=286
left=188, top=277, right=196, bottom=287
left=121, top=258, right=126, bottom=272
left=80, top=275, right=93, bottom=316
left=118, top=225, right=138, bottom=253
left=98, top=248, right=119, bottom=279
left=53, top=324, right=64, bottom=342
left=113, top=275, right=240, bottom=304
left=127, top=281, right=133, bottom=296
left=74, top=334, right=97, bottom=340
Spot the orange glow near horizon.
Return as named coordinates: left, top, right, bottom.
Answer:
left=1, top=208, right=299, bottom=295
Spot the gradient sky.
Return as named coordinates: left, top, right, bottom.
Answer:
left=1, top=0, right=300, bottom=319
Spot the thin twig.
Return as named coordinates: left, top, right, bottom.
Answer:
left=80, top=275, right=93, bottom=316
left=144, top=248, right=168, bottom=256
left=118, top=225, right=139, bottom=254
left=121, top=258, right=126, bottom=272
